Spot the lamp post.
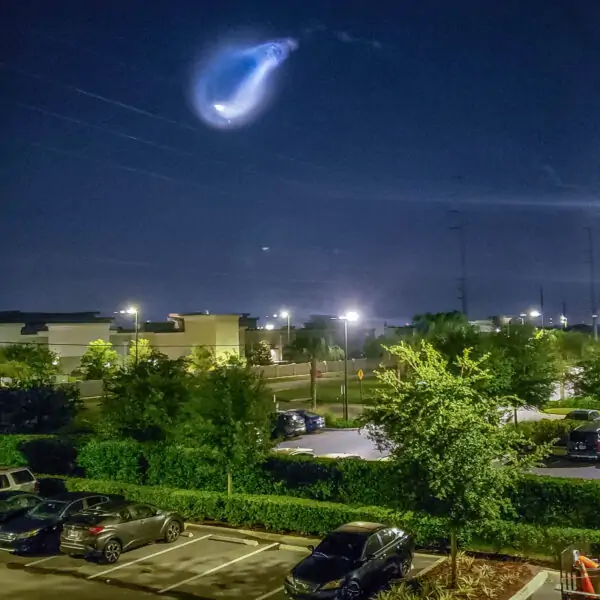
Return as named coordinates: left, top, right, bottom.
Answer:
left=339, top=311, right=359, bottom=421
left=519, top=313, right=527, bottom=325
left=119, top=306, right=139, bottom=364
left=279, top=310, right=291, bottom=344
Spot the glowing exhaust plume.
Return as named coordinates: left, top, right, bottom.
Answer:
left=189, top=38, right=298, bottom=129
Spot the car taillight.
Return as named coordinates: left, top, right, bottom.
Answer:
left=88, top=526, right=104, bottom=535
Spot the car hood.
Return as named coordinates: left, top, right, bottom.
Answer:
left=292, top=554, right=355, bottom=585
left=0, top=515, right=57, bottom=533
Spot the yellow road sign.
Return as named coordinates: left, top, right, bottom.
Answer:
left=357, top=369, right=364, bottom=380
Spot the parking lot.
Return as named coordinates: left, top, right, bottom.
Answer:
left=0, top=524, right=442, bottom=599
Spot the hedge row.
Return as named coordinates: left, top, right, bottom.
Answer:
left=59, top=477, right=600, bottom=561
left=4, top=436, right=600, bottom=531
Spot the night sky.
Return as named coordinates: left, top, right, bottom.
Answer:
left=2, top=1, right=600, bottom=327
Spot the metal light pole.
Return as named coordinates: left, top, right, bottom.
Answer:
left=585, top=227, right=598, bottom=342
left=280, top=310, right=291, bottom=344
left=121, top=307, right=139, bottom=364
left=339, top=311, right=359, bottom=422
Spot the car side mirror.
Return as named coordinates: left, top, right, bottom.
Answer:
left=307, top=545, right=315, bottom=552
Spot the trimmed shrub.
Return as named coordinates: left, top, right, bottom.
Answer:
left=549, top=397, right=600, bottom=410
left=76, top=439, right=145, bottom=484
left=60, top=477, right=600, bottom=560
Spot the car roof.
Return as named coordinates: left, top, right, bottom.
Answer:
left=334, top=522, right=386, bottom=535
left=568, top=409, right=596, bottom=415
left=0, top=466, right=34, bottom=473
left=574, top=423, right=600, bottom=432
left=47, top=492, right=123, bottom=502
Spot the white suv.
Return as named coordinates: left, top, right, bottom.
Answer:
left=0, top=467, right=38, bottom=493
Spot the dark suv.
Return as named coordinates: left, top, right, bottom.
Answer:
left=566, top=424, right=600, bottom=460
left=60, top=500, right=184, bottom=564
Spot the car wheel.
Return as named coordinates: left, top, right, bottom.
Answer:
left=102, top=539, right=122, bottom=564
left=397, top=554, right=413, bottom=578
left=164, top=520, right=181, bottom=543
left=343, top=580, right=363, bottom=600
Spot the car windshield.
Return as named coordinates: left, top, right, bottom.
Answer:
left=314, top=532, right=366, bottom=560
left=0, top=496, right=22, bottom=512
left=568, top=412, right=590, bottom=420
left=28, top=500, right=68, bottom=518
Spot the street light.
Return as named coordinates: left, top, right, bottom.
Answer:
left=519, top=312, right=527, bottom=325
left=560, top=314, right=568, bottom=328
left=279, top=310, right=291, bottom=344
left=339, top=311, right=360, bottom=421
left=265, top=323, right=275, bottom=331
left=119, top=306, right=139, bottom=364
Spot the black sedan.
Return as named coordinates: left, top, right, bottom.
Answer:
left=288, top=410, right=325, bottom=433
left=0, top=492, right=42, bottom=524
left=273, top=411, right=307, bottom=439
left=566, top=409, right=600, bottom=422
left=61, top=500, right=184, bottom=564
left=285, top=522, right=414, bottom=599
left=0, top=492, right=122, bottom=554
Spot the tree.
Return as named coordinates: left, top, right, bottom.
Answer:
left=412, top=311, right=469, bottom=337
left=0, top=343, right=59, bottom=387
left=287, top=328, right=331, bottom=410
left=553, top=331, right=593, bottom=399
left=0, top=385, right=81, bottom=433
left=362, top=341, right=543, bottom=587
left=128, top=337, right=153, bottom=364
left=248, top=341, right=273, bottom=366
left=184, top=362, right=275, bottom=496
left=101, top=354, right=191, bottom=442
left=79, top=339, right=120, bottom=380
left=186, top=345, right=217, bottom=374
left=572, top=346, right=600, bottom=399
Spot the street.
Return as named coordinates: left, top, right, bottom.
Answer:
left=277, top=425, right=600, bottom=479
left=0, top=524, right=441, bottom=600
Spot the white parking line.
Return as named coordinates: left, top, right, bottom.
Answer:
left=88, top=534, right=212, bottom=580
left=25, top=555, right=61, bottom=567
left=158, top=542, right=279, bottom=594
left=254, top=586, right=284, bottom=600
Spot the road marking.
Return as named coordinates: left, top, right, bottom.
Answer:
left=253, top=586, right=284, bottom=600
left=158, top=542, right=279, bottom=594
left=88, top=534, right=212, bottom=580
left=25, top=555, right=61, bottom=567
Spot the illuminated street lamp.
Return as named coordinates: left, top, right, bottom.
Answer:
left=119, top=306, right=139, bottom=364
left=560, top=314, right=568, bottom=329
left=278, top=310, right=291, bottom=343
left=265, top=323, right=275, bottom=331
left=339, top=311, right=360, bottom=421
left=519, top=312, right=527, bottom=325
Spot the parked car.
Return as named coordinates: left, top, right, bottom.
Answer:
left=287, top=409, right=325, bottom=433
left=565, top=409, right=600, bottom=422
left=0, top=492, right=42, bottom=524
left=566, top=423, right=600, bottom=461
left=0, top=467, right=38, bottom=493
left=272, top=447, right=315, bottom=457
left=273, top=411, right=306, bottom=439
left=60, top=500, right=184, bottom=564
left=321, top=453, right=363, bottom=460
left=284, top=522, right=414, bottom=599
left=0, top=491, right=122, bottom=554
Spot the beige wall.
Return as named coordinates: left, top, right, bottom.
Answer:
left=0, top=324, right=26, bottom=346
left=47, top=323, right=112, bottom=358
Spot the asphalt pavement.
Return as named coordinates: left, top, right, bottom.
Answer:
left=0, top=524, right=441, bottom=600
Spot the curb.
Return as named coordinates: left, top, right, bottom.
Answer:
left=409, top=556, right=446, bottom=580
left=508, top=570, right=549, bottom=600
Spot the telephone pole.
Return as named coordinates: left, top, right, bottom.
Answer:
left=585, top=226, right=598, bottom=342
left=450, top=210, right=468, bottom=318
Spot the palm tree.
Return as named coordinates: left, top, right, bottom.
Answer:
left=412, top=311, right=469, bottom=337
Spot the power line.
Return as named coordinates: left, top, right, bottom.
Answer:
left=28, top=142, right=224, bottom=194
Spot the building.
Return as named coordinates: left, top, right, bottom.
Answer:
left=0, top=310, right=244, bottom=374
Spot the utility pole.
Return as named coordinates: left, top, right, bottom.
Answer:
left=585, top=226, right=599, bottom=342
left=449, top=210, right=468, bottom=318
left=540, top=286, right=545, bottom=329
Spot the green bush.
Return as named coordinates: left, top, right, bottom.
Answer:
left=76, top=439, right=145, bottom=484
left=506, top=418, right=579, bottom=446
left=0, top=435, right=77, bottom=474
left=548, top=397, right=600, bottom=410
left=60, top=477, right=600, bottom=560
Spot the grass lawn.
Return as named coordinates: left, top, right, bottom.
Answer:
left=271, top=376, right=384, bottom=404
left=544, top=407, right=574, bottom=415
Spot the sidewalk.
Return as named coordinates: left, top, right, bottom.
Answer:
left=532, top=572, right=560, bottom=600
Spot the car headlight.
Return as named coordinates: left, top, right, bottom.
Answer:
left=285, top=574, right=295, bottom=585
left=16, top=529, right=40, bottom=540
left=321, top=578, right=344, bottom=590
